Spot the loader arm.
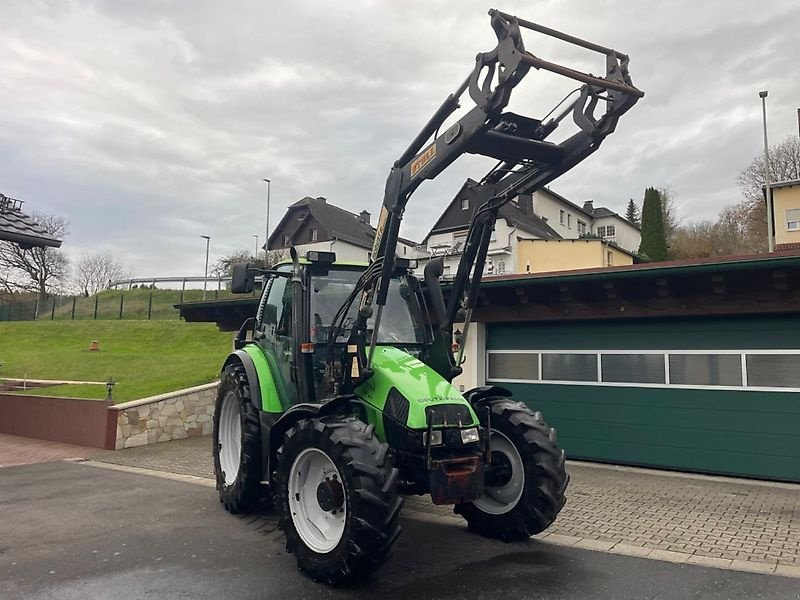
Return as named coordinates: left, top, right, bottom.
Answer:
left=351, top=8, right=643, bottom=377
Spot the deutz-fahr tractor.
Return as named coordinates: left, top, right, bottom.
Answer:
left=213, top=9, right=643, bottom=584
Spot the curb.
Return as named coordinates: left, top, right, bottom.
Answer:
left=80, top=458, right=799, bottom=579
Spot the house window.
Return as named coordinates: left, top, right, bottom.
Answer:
left=283, top=235, right=290, bottom=246
left=596, top=226, right=605, bottom=237
left=559, top=210, right=565, bottom=225
left=497, top=260, right=506, bottom=274
left=787, top=209, right=800, bottom=231
left=310, top=228, right=318, bottom=242
left=607, top=251, right=613, bottom=265
left=567, top=214, right=572, bottom=228
left=577, top=220, right=587, bottom=235
left=605, top=225, right=616, bottom=237
left=461, top=197, right=469, bottom=210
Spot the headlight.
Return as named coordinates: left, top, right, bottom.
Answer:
left=460, top=427, right=480, bottom=444
left=424, top=430, right=443, bottom=446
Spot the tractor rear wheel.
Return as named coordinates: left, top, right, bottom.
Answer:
left=212, top=362, right=268, bottom=513
left=455, top=398, right=568, bottom=541
left=277, top=416, right=402, bottom=585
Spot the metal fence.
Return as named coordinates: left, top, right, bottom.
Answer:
left=0, top=287, right=241, bottom=322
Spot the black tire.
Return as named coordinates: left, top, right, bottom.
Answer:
left=455, top=398, right=568, bottom=541
left=277, top=416, right=402, bottom=585
left=212, top=362, right=268, bottom=514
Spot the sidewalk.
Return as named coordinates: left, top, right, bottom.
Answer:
left=89, top=436, right=800, bottom=577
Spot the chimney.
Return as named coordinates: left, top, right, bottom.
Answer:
left=583, top=200, right=594, bottom=213
left=358, top=210, right=371, bottom=225
left=316, top=196, right=327, bottom=204
left=515, top=193, right=534, bottom=215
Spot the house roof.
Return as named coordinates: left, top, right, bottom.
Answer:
left=268, top=196, right=417, bottom=250
left=498, top=202, right=560, bottom=240
left=0, top=194, right=62, bottom=249
left=770, top=179, right=800, bottom=190
left=424, top=180, right=560, bottom=243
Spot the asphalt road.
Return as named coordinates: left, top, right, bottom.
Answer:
left=1, top=462, right=797, bottom=600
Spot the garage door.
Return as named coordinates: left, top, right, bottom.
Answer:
left=485, top=316, right=800, bottom=482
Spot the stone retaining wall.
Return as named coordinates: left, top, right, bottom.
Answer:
left=110, top=382, right=218, bottom=449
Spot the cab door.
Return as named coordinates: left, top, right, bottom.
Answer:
left=255, top=271, right=297, bottom=407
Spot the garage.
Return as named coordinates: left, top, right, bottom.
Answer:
left=472, top=254, right=800, bottom=482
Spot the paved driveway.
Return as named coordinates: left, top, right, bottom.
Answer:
left=1, top=461, right=798, bottom=600
left=92, top=436, right=800, bottom=573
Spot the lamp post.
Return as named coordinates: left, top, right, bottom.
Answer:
left=253, top=234, right=259, bottom=262
left=201, top=235, right=211, bottom=300
left=759, top=91, right=774, bottom=253
left=263, top=178, right=271, bottom=261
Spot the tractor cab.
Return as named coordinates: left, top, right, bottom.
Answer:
left=232, top=252, right=428, bottom=408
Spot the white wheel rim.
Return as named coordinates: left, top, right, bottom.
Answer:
left=219, top=391, right=241, bottom=486
left=473, top=430, right=524, bottom=515
left=288, top=448, right=347, bottom=554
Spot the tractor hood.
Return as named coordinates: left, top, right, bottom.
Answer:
left=355, top=346, right=479, bottom=430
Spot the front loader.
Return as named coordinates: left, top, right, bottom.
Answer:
left=212, top=9, right=643, bottom=584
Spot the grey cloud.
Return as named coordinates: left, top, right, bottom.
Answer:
left=2, top=0, right=799, bottom=276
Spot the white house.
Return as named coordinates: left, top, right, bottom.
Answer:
left=417, top=182, right=641, bottom=275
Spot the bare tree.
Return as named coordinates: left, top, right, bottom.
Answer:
left=737, top=136, right=800, bottom=205
left=211, top=249, right=289, bottom=278
left=0, top=213, right=69, bottom=305
left=74, top=251, right=127, bottom=296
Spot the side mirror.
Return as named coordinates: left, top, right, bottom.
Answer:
left=231, top=262, right=254, bottom=294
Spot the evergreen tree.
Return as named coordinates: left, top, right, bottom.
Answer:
left=638, top=187, right=668, bottom=261
left=625, top=198, right=640, bottom=226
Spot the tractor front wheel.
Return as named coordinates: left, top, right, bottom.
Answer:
left=277, top=416, right=402, bottom=585
left=212, top=362, right=268, bottom=513
left=455, top=398, right=568, bottom=541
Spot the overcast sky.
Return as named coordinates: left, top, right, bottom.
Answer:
left=2, top=0, right=799, bottom=277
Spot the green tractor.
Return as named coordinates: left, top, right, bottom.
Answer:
left=212, top=9, right=642, bottom=584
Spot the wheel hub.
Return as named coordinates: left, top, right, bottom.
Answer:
left=485, top=451, right=514, bottom=488
left=316, top=477, right=345, bottom=512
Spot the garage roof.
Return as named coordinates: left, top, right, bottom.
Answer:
left=0, top=194, right=62, bottom=249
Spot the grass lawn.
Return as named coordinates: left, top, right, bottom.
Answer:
left=0, top=321, right=232, bottom=402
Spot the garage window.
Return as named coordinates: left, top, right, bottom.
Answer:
left=670, top=354, right=742, bottom=386
left=488, top=353, right=538, bottom=381
left=542, top=353, right=597, bottom=382
left=746, top=354, right=800, bottom=388
left=602, top=354, right=665, bottom=383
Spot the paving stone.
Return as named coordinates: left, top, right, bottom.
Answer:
left=687, top=555, right=734, bottom=569
left=542, top=533, right=582, bottom=546
left=648, top=549, right=691, bottom=564
left=608, top=543, right=653, bottom=558
left=730, top=559, right=777, bottom=574
left=775, top=565, right=800, bottom=578
left=575, top=539, right=616, bottom=552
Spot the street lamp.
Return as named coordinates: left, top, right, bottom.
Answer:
left=263, top=178, right=271, bottom=260
left=201, top=235, right=211, bottom=300
left=253, top=234, right=259, bottom=262
left=759, top=90, right=774, bottom=253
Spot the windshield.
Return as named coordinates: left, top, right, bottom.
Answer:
left=310, top=268, right=425, bottom=345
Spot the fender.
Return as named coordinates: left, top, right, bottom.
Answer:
left=463, top=385, right=512, bottom=408
left=224, top=347, right=283, bottom=413
left=262, top=396, right=365, bottom=483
